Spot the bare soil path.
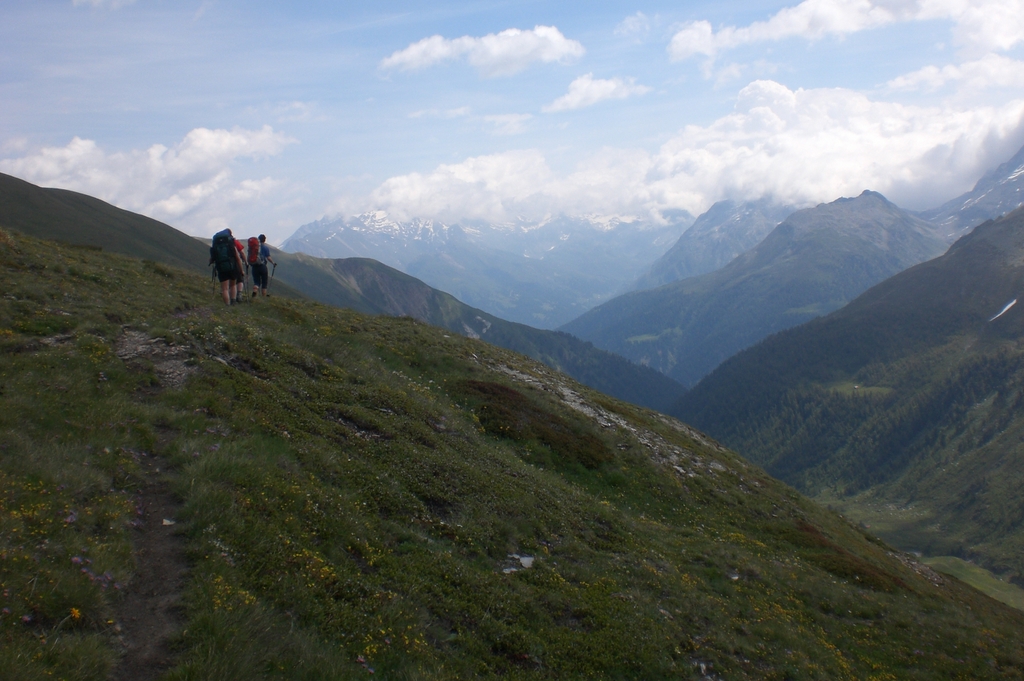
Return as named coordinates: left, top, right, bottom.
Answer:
left=110, top=329, right=194, bottom=680
left=111, top=453, right=188, bottom=681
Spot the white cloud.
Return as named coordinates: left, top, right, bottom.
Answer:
left=921, top=0, right=1024, bottom=54
left=543, top=74, right=652, bottom=112
left=365, top=80, right=1024, bottom=222
left=0, top=125, right=296, bottom=234
left=484, top=114, right=533, bottom=135
left=644, top=80, right=1024, bottom=211
left=668, top=0, right=1024, bottom=62
left=368, top=150, right=557, bottom=222
left=887, top=53, right=1024, bottom=93
left=380, top=26, right=584, bottom=77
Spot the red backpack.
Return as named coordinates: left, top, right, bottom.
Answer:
left=247, top=237, right=261, bottom=265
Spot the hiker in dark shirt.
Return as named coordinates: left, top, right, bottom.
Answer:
left=209, top=228, right=244, bottom=305
left=250, top=234, right=276, bottom=297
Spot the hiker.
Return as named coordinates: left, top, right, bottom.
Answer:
left=233, top=237, right=247, bottom=303
left=209, top=228, right=244, bottom=305
left=249, top=234, right=276, bottom=297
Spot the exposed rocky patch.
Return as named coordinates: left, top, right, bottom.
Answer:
left=115, top=329, right=196, bottom=389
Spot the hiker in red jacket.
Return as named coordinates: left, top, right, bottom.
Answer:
left=249, top=234, right=276, bottom=297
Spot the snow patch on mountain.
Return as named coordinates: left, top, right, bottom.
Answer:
left=990, top=299, right=1017, bottom=322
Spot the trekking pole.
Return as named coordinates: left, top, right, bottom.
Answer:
left=268, top=263, right=276, bottom=294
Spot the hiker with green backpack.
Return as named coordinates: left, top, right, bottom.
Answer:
left=247, top=234, right=276, bottom=298
left=209, top=228, right=245, bottom=305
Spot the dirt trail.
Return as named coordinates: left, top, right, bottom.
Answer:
left=111, top=330, right=193, bottom=680
left=111, top=453, right=188, bottom=681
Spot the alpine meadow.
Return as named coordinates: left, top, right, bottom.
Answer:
left=6, top=1, right=1024, bottom=678
left=4, top=221, right=1024, bottom=679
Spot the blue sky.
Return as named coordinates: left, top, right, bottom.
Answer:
left=2, top=0, right=1024, bottom=243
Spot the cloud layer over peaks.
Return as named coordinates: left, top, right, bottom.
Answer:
left=0, top=126, right=295, bottom=233
left=380, top=26, right=584, bottom=77
left=366, top=80, right=1024, bottom=223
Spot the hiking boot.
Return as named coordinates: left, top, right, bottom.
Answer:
left=252, top=290, right=257, bottom=297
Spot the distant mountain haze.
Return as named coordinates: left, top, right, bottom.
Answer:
left=561, top=191, right=949, bottom=387
left=673, top=206, right=1024, bottom=584
left=282, top=212, right=693, bottom=329
left=0, top=172, right=683, bottom=412
left=633, top=198, right=796, bottom=290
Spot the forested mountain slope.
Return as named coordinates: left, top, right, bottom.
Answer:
left=674, top=206, right=1024, bottom=584
left=562, top=191, right=948, bottom=387
left=2, top=227, right=1023, bottom=679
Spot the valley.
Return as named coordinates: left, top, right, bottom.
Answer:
left=283, top=212, right=693, bottom=329
left=673, top=205, right=1024, bottom=607
left=561, top=191, right=949, bottom=387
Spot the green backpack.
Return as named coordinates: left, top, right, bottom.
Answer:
left=211, top=233, right=237, bottom=276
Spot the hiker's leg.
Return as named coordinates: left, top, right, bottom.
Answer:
left=220, top=280, right=232, bottom=305
left=251, top=265, right=266, bottom=296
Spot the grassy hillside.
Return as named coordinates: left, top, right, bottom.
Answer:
left=673, top=207, right=1024, bottom=588
left=562, top=191, right=947, bottom=387
left=0, top=173, right=684, bottom=413
left=2, top=228, right=1024, bottom=679
left=286, top=256, right=686, bottom=412
left=0, top=172, right=307, bottom=302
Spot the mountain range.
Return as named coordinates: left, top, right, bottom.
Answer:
left=0, top=172, right=684, bottom=412
left=278, top=143, right=1024, bottom=352
left=283, top=211, right=693, bottom=328
left=3, top=225, right=1024, bottom=678
left=632, top=198, right=795, bottom=290
left=673, top=205, right=1024, bottom=587
left=920, top=142, right=1024, bottom=241
left=561, top=191, right=949, bottom=387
